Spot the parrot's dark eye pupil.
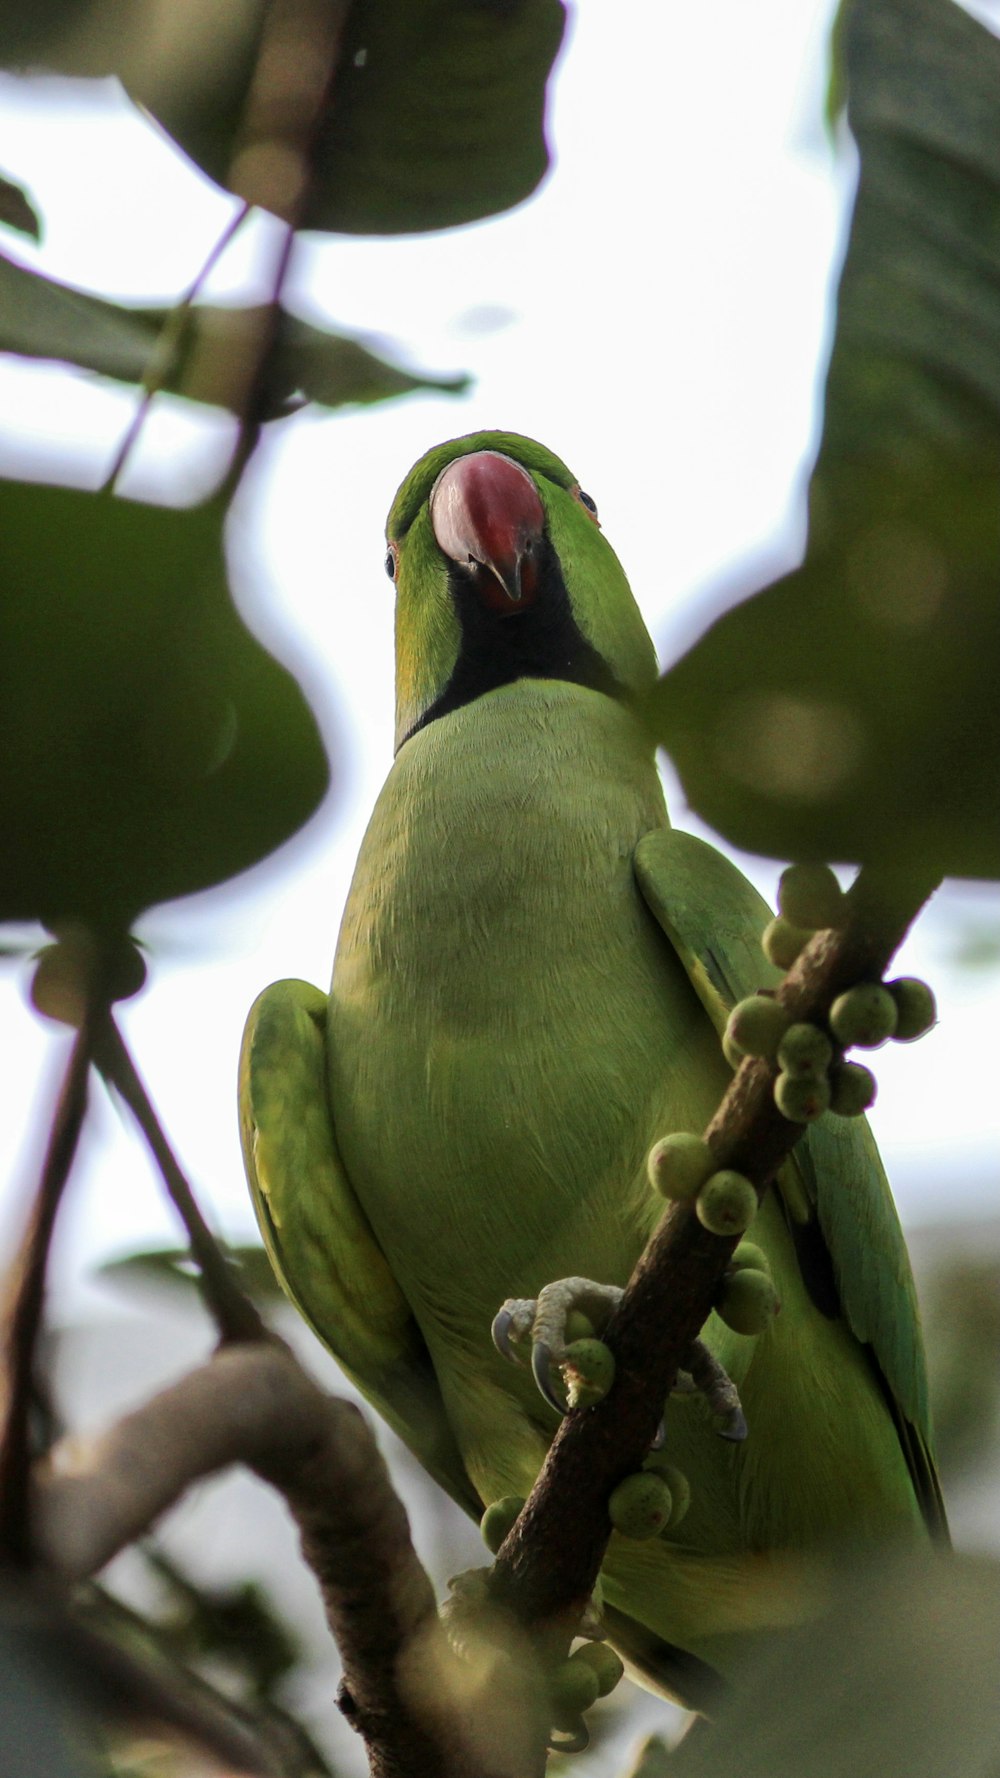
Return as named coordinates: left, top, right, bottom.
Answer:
left=579, top=491, right=598, bottom=514
left=385, top=549, right=396, bottom=580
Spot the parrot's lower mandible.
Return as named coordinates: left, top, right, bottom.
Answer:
left=239, top=431, right=945, bottom=1707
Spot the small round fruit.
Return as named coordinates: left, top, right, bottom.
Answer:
left=728, top=1240, right=771, bottom=1276
left=762, top=916, right=811, bottom=971
left=774, top=1071, right=831, bottom=1123
left=829, top=1060, right=878, bottom=1117
left=829, top=984, right=898, bottom=1049
left=564, top=1309, right=596, bottom=1344
left=725, top=995, right=790, bottom=1061
left=480, top=1495, right=525, bottom=1555
left=887, top=976, right=937, bottom=1042
left=716, top=1267, right=780, bottom=1335
left=642, top=1457, right=691, bottom=1527
left=549, top=1657, right=600, bottom=1727
left=572, top=1642, right=625, bottom=1698
left=696, top=1170, right=757, bottom=1237
left=608, top=1472, right=674, bottom=1539
left=562, top=1339, right=615, bottom=1408
left=777, top=862, right=844, bottom=931
left=647, top=1132, right=713, bottom=1201
left=776, top=1022, right=834, bottom=1079
left=722, top=1029, right=746, bottom=1070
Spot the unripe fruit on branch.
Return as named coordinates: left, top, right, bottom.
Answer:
left=480, top=1495, right=525, bottom=1554
left=762, top=915, right=811, bottom=971
left=829, top=984, right=898, bottom=1049
left=776, top=1022, right=834, bottom=1079
left=562, top=1339, right=615, bottom=1408
left=608, top=1472, right=674, bottom=1539
left=696, top=1170, right=757, bottom=1237
left=725, top=995, right=790, bottom=1061
left=647, top=1132, right=713, bottom=1200
left=774, top=1071, right=831, bottom=1123
left=777, top=862, right=844, bottom=931
left=829, top=1060, right=878, bottom=1117
left=716, top=1267, right=781, bottom=1335
left=887, top=977, right=937, bottom=1042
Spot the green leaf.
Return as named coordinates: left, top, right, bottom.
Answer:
left=668, top=1553, right=1000, bottom=1778
left=0, top=482, right=329, bottom=926
left=100, top=1243, right=286, bottom=1302
left=649, top=0, right=1000, bottom=878
left=0, top=251, right=469, bottom=412
left=0, top=0, right=566, bottom=236
left=0, top=172, right=41, bottom=240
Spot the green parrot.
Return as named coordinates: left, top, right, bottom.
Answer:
left=239, top=430, right=946, bottom=1706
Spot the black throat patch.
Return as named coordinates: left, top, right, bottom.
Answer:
left=400, top=535, right=623, bottom=748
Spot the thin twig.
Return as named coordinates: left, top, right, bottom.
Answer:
left=0, top=1018, right=94, bottom=1568
left=102, top=200, right=252, bottom=494
left=489, top=864, right=940, bottom=1635
left=96, top=1017, right=264, bottom=1344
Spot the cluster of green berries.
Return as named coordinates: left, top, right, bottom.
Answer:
left=724, top=863, right=936, bottom=1125
left=647, top=1132, right=757, bottom=1237
left=607, top=1453, right=691, bottom=1541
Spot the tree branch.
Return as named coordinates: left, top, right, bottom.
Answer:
left=489, top=864, right=940, bottom=1636
left=34, top=1339, right=545, bottom=1778
left=0, top=1019, right=93, bottom=1567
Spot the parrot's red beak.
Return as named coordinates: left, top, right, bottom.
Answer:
left=429, top=450, right=545, bottom=610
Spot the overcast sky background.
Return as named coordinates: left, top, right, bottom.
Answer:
left=1, top=0, right=999, bottom=1324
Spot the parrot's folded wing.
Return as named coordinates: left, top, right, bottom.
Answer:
left=634, top=828, right=947, bottom=1542
left=239, top=979, right=481, bottom=1518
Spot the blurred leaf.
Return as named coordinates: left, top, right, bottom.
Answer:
left=100, top=1243, right=286, bottom=1303
left=668, top=1553, right=1000, bottom=1778
left=0, top=482, right=329, bottom=926
left=0, top=249, right=164, bottom=378
left=650, top=0, right=1000, bottom=878
left=0, top=251, right=469, bottom=411
left=0, top=0, right=566, bottom=236
left=0, top=171, right=40, bottom=239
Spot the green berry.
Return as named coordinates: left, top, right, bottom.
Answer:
left=722, top=1029, right=746, bottom=1070
left=562, top=1339, right=615, bottom=1408
left=642, top=1457, right=691, bottom=1527
left=777, top=863, right=844, bottom=931
left=549, top=1657, right=600, bottom=1727
left=564, top=1308, right=596, bottom=1343
left=829, top=1060, right=878, bottom=1117
left=696, top=1170, right=757, bottom=1237
left=716, top=1267, right=780, bottom=1335
left=480, top=1495, right=525, bottom=1555
left=762, top=915, right=811, bottom=971
left=608, top=1471, right=674, bottom=1539
left=729, top=1240, right=771, bottom=1276
left=774, top=1071, right=831, bottom=1123
left=725, top=995, right=790, bottom=1061
left=31, top=930, right=147, bottom=1027
left=829, top=983, right=898, bottom=1049
left=776, top=1022, right=834, bottom=1078
left=571, top=1641, right=625, bottom=1698
left=887, top=977, right=937, bottom=1042
left=647, top=1132, right=713, bottom=1201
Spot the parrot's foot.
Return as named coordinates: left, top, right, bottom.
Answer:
left=492, top=1279, right=747, bottom=1440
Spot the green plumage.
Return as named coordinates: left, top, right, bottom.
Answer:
left=240, top=430, right=944, bottom=1702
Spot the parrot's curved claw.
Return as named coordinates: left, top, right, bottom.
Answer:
left=491, top=1306, right=518, bottom=1363
left=681, top=1339, right=748, bottom=1442
left=531, top=1339, right=564, bottom=1414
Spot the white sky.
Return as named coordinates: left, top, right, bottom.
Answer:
left=1, top=0, right=999, bottom=1321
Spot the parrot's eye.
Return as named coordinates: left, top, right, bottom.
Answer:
left=384, top=546, right=397, bottom=580
left=573, top=486, right=600, bottom=526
